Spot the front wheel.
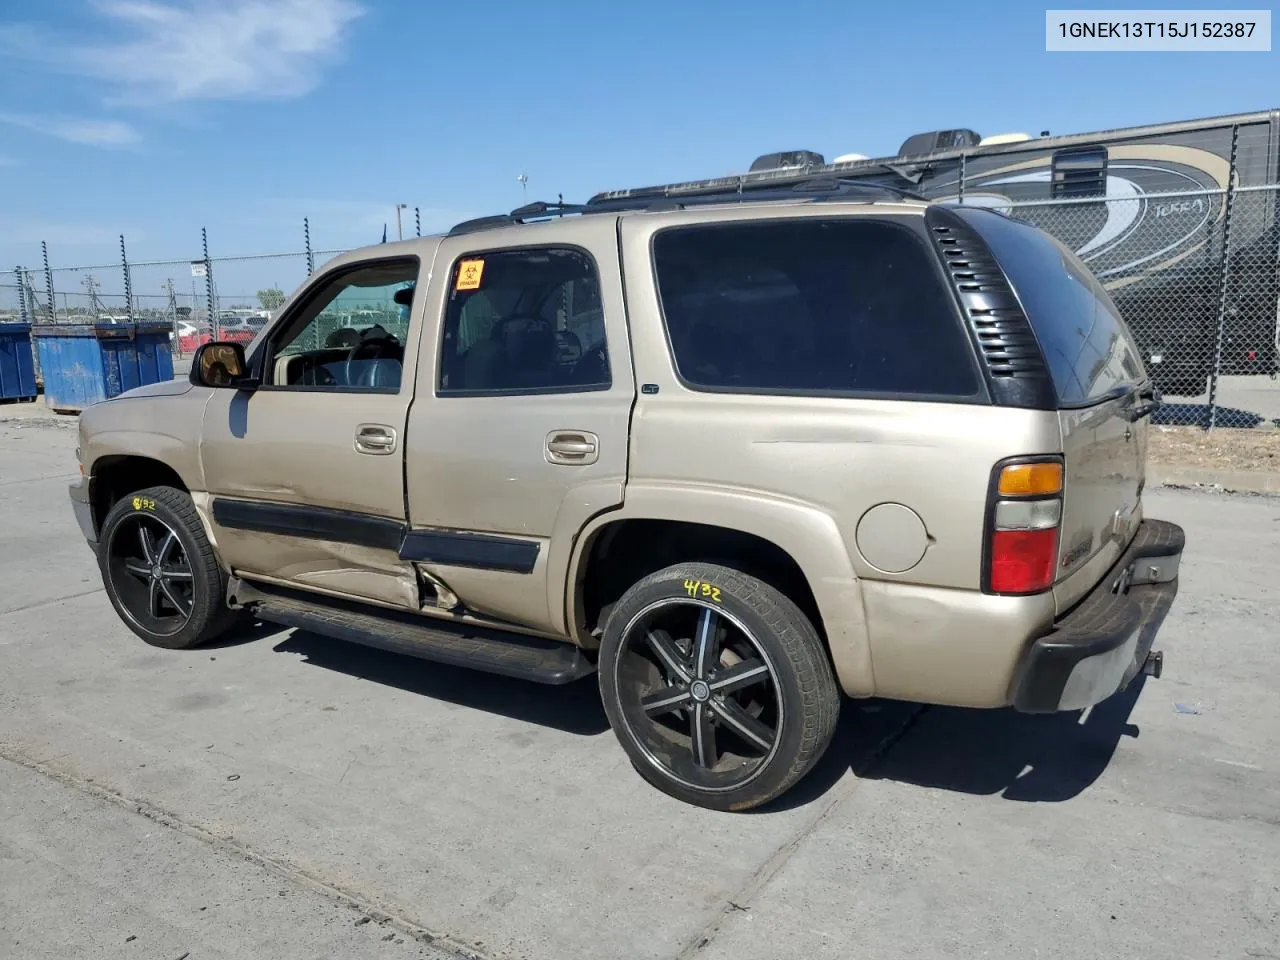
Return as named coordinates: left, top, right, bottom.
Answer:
left=98, top=485, right=238, bottom=650
left=598, top=562, right=840, bottom=812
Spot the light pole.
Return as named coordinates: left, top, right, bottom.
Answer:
left=394, top=203, right=408, bottom=241
left=517, top=173, right=528, bottom=203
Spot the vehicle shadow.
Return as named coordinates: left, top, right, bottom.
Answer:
left=1153, top=401, right=1262, bottom=428
left=200, top=617, right=284, bottom=649
left=271, top=628, right=610, bottom=736
left=764, top=677, right=1146, bottom=813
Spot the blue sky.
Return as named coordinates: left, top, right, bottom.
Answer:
left=0, top=0, right=1276, bottom=302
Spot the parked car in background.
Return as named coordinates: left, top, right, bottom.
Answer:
left=215, top=314, right=268, bottom=344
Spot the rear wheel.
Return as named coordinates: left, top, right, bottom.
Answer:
left=98, top=485, right=238, bottom=649
left=598, top=562, right=839, bottom=811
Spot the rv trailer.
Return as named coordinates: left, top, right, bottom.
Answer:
left=592, top=109, right=1280, bottom=396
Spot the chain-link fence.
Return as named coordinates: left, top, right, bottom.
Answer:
left=979, top=184, right=1280, bottom=429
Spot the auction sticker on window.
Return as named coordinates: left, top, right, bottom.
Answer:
left=1046, top=10, right=1271, bottom=50
left=456, top=259, right=485, bottom=291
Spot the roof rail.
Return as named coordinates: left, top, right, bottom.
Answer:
left=447, top=197, right=682, bottom=236
left=585, top=175, right=927, bottom=207
left=447, top=200, right=585, bottom=237
left=446, top=177, right=929, bottom=237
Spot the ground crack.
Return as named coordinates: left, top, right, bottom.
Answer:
left=674, top=704, right=930, bottom=959
left=0, top=745, right=490, bottom=960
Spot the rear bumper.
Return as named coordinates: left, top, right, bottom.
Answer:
left=1011, top=518, right=1184, bottom=714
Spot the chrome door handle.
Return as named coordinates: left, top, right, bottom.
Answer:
left=546, top=431, right=599, bottom=465
left=355, top=424, right=397, bottom=455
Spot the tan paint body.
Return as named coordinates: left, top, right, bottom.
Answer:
left=76, top=202, right=1147, bottom=708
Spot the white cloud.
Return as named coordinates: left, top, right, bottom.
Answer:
left=0, top=112, right=140, bottom=147
left=74, top=0, right=365, bottom=104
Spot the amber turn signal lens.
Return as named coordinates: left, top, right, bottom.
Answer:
left=998, top=462, right=1063, bottom=497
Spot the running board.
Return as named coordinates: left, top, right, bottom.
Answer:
left=229, top=578, right=595, bottom=685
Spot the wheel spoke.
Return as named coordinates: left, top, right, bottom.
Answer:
left=157, top=531, right=178, bottom=565
left=123, top=561, right=152, bottom=580
left=160, top=565, right=193, bottom=581
left=692, top=607, right=718, bottom=679
left=158, top=577, right=191, bottom=617
left=137, top=524, right=156, bottom=564
left=642, top=684, right=694, bottom=717
left=147, top=576, right=162, bottom=618
left=709, top=658, right=770, bottom=695
left=645, top=629, right=691, bottom=683
left=691, top=702, right=716, bottom=768
left=710, top=699, right=776, bottom=754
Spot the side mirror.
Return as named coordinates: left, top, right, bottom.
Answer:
left=190, top=341, right=257, bottom=390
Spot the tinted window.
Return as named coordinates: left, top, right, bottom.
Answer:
left=960, top=208, right=1145, bottom=405
left=652, top=219, right=981, bottom=398
left=438, top=247, right=610, bottom=395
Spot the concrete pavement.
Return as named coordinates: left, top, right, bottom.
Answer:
left=0, top=419, right=1277, bottom=960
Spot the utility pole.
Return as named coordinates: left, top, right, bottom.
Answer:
left=81, top=274, right=105, bottom=320
left=395, top=203, right=408, bottom=241
left=517, top=173, right=529, bottom=203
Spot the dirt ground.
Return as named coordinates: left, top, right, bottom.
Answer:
left=1148, top=424, right=1280, bottom=472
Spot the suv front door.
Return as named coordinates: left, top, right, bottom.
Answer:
left=403, top=217, right=634, bottom=636
left=198, top=250, right=435, bottom=609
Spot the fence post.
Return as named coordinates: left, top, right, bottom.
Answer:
left=42, top=241, right=55, bottom=324
left=14, top=265, right=26, bottom=323
left=120, top=234, right=135, bottom=323
left=415, top=206, right=421, bottom=237
left=1206, top=124, right=1240, bottom=431
left=304, top=217, right=314, bottom=276
left=202, top=227, right=215, bottom=336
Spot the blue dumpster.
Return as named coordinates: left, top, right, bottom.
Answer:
left=32, top=322, right=175, bottom=413
left=0, top=323, right=38, bottom=402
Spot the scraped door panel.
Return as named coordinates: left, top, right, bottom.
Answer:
left=200, top=390, right=416, bottom=607
left=197, top=252, right=431, bottom=608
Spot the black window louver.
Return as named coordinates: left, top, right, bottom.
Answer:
left=924, top=206, right=1056, bottom=410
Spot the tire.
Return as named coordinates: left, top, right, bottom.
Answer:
left=598, top=561, right=839, bottom=812
left=98, top=484, right=238, bottom=650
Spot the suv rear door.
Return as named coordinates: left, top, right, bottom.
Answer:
left=401, top=216, right=634, bottom=636
left=962, top=208, right=1152, bottom=612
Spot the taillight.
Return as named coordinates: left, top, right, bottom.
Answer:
left=986, top=458, right=1063, bottom=595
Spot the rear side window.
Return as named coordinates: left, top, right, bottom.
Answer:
left=960, top=209, right=1145, bottom=405
left=651, top=219, right=982, bottom=399
left=437, top=247, right=611, bottom=395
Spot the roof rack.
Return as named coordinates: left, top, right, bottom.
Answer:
left=446, top=176, right=927, bottom=237
left=587, top=160, right=929, bottom=204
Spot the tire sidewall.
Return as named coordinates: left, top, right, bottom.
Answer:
left=599, top=564, right=819, bottom=811
left=98, top=487, right=223, bottom=650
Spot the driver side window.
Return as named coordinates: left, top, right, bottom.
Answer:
left=437, top=246, right=611, bottom=395
left=267, top=257, right=419, bottom=392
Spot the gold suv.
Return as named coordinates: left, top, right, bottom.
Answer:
left=70, top=178, right=1184, bottom=811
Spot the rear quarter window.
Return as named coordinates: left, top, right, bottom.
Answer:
left=651, top=218, right=983, bottom=400
left=957, top=208, right=1146, bottom=406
